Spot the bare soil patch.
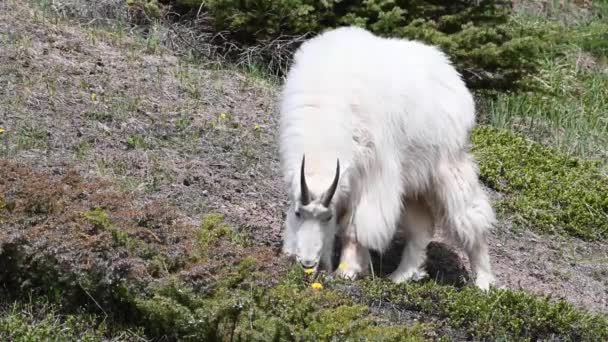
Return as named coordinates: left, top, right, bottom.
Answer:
left=0, top=0, right=285, bottom=247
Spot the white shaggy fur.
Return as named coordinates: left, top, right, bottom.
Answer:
left=279, top=26, right=496, bottom=290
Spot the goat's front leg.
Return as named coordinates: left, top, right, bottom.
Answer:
left=320, top=247, right=334, bottom=272
left=335, top=225, right=370, bottom=279
left=389, top=198, right=434, bottom=283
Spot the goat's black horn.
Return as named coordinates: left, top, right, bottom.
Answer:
left=322, top=159, right=340, bottom=207
left=300, top=154, right=310, bottom=205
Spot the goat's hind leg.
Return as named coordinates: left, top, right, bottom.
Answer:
left=433, top=153, right=496, bottom=290
left=389, top=198, right=434, bottom=283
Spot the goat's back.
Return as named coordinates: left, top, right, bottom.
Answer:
left=279, top=26, right=475, bottom=196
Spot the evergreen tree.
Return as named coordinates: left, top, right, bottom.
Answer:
left=159, top=0, right=541, bottom=90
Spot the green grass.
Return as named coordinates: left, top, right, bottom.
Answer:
left=16, top=124, right=49, bottom=151
left=126, top=134, right=149, bottom=150
left=482, top=9, right=608, bottom=162
left=477, top=7, right=608, bottom=241
left=472, top=126, right=608, bottom=240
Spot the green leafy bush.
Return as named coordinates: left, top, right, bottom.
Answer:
left=163, top=0, right=542, bottom=90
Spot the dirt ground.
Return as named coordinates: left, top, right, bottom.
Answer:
left=0, top=0, right=606, bottom=322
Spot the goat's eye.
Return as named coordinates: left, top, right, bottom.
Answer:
left=295, top=211, right=301, bottom=218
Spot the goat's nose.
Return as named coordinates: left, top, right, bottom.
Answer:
left=300, top=259, right=317, bottom=269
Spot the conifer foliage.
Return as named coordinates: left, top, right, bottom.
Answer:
left=158, top=0, right=540, bottom=90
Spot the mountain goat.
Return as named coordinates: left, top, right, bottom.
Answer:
left=278, top=26, right=496, bottom=290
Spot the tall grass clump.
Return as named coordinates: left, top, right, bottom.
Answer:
left=480, top=2, right=608, bottom=161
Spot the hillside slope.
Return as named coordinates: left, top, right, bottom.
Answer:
left=1, top=0, right=607, bottom=340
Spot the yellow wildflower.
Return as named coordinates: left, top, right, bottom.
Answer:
left=0, top=128, right=5, bottom=134
left=219, top=113, right=227, bottom=120
left=254, top=124, right=261, bottom=130
left=91, top=93, right=97, bottom=101
left=304, top=268, right=315, bottom=275
left=311, top=282, right=323, bottom=290
left=338, top=263, right=348, bottom=270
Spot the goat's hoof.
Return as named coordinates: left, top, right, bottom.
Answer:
left=389, top=268, right=428, bottom=284
left=474, top=272, right=496, bottom=291
left=335, top=264, right=364, bottom=280
left=335, top=269, right=359, bottom=280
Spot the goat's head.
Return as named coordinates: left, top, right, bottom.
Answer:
left=285, top=154, right=341, bottom=271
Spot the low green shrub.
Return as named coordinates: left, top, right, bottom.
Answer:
left=472, top=126, right=608, bottom=240
left=134, top=266, right=431, bottom=341
left=197, top=213, right=250, bottom=251
left=361, top=278, right=608, bottom=341
left=0, top=300, right=146, bottom=341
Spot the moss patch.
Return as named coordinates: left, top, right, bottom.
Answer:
left=472, top=126, right=608, bottom=240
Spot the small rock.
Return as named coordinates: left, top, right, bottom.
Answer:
left=97, top=122, right=111, bottom=133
